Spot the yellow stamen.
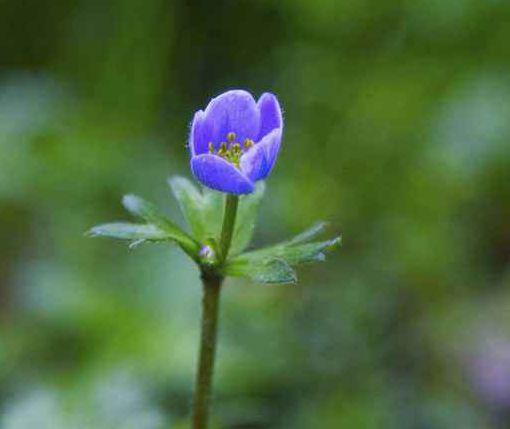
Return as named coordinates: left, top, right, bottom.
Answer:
left=227, top=132, right=236, bottom=143
left=217, top=142, right=227, bottom=157
left=206, top=132, right=254, bottom=168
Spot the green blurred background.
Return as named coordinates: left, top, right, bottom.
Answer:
left=1, top=0, right=509, bottom=428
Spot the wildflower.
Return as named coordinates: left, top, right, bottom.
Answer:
left=189, top=90, right=283, bottom=194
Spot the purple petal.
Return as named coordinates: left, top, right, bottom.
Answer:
left=257, top=93, right=283, bottom=140
left=202, top=90, right=260, bottom=148
left=191, top=154, right=255, bottom=195
left=189, top=110, right=209, bottom=155
left=240, top=128, right=282, bottom=182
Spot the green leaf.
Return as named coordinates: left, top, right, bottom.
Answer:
left=122, top=194, right=199, bottom=254
left=230, top=182, right=265, bottom=255
left=168, top=177, right=266, bottom=254
left=168, top=176, right=223, bottom=242
left=167, top=176, right=206, bottom=238
left=123, top=194, right=180, bottom=232
left=224, top=257, right=296, bottom=285
left=288, top=221, right=328, bottom=244
left=200, top=188, right=224, bottom=238
left=225, top=221, right=341, bottom=283
left=234, top=236, right=341, bottom=266
left=225, top=219, right=341, bottom=284
left=88, top=223, right=168, bottom=242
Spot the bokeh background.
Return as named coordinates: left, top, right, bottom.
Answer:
left=1, top=0, right=510, bottom=428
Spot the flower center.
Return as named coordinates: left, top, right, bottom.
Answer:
left=208, top=132, right=254, bottom=167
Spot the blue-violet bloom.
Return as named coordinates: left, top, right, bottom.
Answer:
left=189, top=89, right=283, bottom=194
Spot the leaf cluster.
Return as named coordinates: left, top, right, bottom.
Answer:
left=88, top=177, right=340, bottom=284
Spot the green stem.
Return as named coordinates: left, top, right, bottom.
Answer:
left=192, top=271, right=221, bottom=429
left=218, top=194, right=239, bottom=263
left=191, top=193, right=239, bottom=429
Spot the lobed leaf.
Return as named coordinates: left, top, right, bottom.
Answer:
left=233, top=236, right=341, bottom=266
left=87, top=222, right=168, bottom=242
left=225, top=222, right=341, bottom=284
left=168, top=176, right=207, bottom=239
left=168, top=176, right=224, bottom=242
left=224, top=257, right=296, bottom=285
left=169, top=176, right=266, bottom=255
left=287, top=221, right=329, bottom=245
left=122, top=194, right=199, bottom=254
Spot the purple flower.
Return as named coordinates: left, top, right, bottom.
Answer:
left=189, top=90, right=283, bottom=194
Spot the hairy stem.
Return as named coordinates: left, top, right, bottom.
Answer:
left=191, top=193, right=239, bottom=429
